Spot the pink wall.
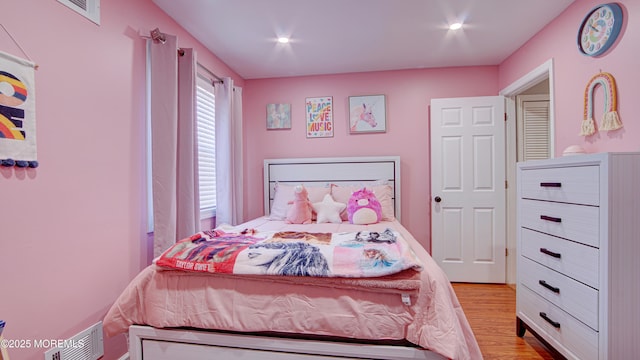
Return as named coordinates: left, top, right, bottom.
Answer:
left=0, top=1, right=241, bottom=359
left=243, top=68, right=499, bottom=250
left=500, top=0, right=640, bottom=155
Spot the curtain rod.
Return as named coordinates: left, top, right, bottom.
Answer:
left=196, top=59, right=224, bottom=84
left=177, top=48, right=223, bottom=84
left=145, top=28, right=224, bottom=84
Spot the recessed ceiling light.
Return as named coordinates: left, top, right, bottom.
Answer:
left=277, top=37, right=290, bottom=44
left=449, top=22, right=463, bottom=30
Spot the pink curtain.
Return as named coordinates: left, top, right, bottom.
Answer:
left=176, top=48, right=199, bottom=239
left=215, top=79, right=244, bottom=225
left=149, top=35, right=198, bottom=257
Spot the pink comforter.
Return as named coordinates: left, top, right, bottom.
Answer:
left=103, top=218, right=482, bottom=359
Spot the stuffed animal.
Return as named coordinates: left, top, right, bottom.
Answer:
left=347, top=187, right=382, bottom=225
left=285, top=185, right=313, bottom=224
left=312, top=193, right=346, bottom=224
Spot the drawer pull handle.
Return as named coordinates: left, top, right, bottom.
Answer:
left=540, top=248, right=562, bottom=258
left=539, top=312, right=561, bottom=328
left=540, top=215, right=562, bottom=223
left=540, top=182, right=562, bottom=188
left=539, top=280, right=560, bottom=293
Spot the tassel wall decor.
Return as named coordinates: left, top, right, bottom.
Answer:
left=580, top=71, right=622, bottom=136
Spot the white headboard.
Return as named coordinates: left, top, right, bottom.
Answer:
left=263, top=156, right=401, bottom=221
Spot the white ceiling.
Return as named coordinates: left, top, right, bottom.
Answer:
left=152, top=0, right=575, bottom=79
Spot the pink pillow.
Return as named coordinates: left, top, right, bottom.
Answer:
left=330, top=183, right=395, bottom=221
left=269, top=183, right=330, bottom=220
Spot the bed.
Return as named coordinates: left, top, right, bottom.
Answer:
left=103, top=156, right=482, bottom=360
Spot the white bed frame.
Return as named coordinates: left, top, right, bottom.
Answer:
left=129, top=325, right=445, bottom=359
left=264, top=156, right=401, bottom=220
left=129, top=156, right=446, bottom=360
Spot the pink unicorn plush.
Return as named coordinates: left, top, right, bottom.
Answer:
left=347, top=188, right=382, bottom=225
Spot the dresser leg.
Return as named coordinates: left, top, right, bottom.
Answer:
left=515, top=316, right=567, bottom=359
left=516, top=316, right=526, bottom=337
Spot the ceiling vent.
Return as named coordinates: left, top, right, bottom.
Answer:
left=58, top=0, right=100, bottom=25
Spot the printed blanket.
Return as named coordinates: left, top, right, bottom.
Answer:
left=155, top=228, right=423, bottom=277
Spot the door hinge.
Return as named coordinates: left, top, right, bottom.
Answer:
left=504, top=112, right=507, bottom=121
left=505, top=180, right=508, bottom=189
left=506, top=248, right=509, bottom=257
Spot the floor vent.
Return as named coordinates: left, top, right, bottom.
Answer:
left=57, top=0, right=100, bottom=25
left=44, top=322, right=104, bottom=360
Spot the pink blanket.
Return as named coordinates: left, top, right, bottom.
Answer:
left=103, top=218, right=481, bottom=359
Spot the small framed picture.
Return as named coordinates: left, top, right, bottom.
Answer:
left=266, top=103, right=291, bottom=130
left=305, top=96, right=333, bottom=138
left=349, top=95, right=386, bottom=134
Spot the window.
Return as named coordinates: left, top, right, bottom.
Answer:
left=146, top=65, right=217, bottom=232
left=196, top=75, right=216, bottom=218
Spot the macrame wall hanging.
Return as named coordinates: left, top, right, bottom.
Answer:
left=580, top=71, right=622, bottom=136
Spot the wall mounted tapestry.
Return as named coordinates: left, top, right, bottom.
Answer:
left=0, top=50, right=37, bottom=167
left=580, top=71, right=622, bottom=136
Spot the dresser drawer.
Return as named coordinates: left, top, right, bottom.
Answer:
left=519, top=257, right=598, bottom=330
left=520, top=228, right=599, bottom=288
left=519, top=199, right=599, bottom=247
left=520, top=165, right=600, bottom=206
left=518, top=286, right=598, bottom=360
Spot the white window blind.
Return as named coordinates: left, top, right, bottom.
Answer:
left=196, top=75, right=216, bottom=218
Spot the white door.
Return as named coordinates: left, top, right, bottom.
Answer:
left=430, top=96, right=506, bottom=283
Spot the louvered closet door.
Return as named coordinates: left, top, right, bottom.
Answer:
left=517, top=95, right=550, bottom=161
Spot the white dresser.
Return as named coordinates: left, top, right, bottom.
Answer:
left=516, top=152, right=640, bottom=360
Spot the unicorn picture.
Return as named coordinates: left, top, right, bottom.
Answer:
left=349, top=95, right=386, bottom=133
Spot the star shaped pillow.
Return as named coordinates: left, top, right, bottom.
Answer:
left=312, top=194, right=346, bottom=224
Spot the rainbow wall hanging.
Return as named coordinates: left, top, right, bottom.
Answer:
left=0, top=50, right=37, bottom=167
left=580, top=71, right=622, bottom=136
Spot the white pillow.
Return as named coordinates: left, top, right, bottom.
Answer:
left=312, top=194, right=346, bottom=224
left=269, top=183, right=330, bottom=220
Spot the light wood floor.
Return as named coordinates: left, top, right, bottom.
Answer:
left=452, top=283, right=556, bottom=360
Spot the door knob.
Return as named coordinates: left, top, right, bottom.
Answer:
left=434, top=196, right=442, bottom=203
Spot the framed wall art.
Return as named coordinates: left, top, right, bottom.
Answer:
left=266, top=103, right=291, bottom=130
left=349, top=94, right=386, bottom=134
left=305, top=96, right=333, bottom=138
